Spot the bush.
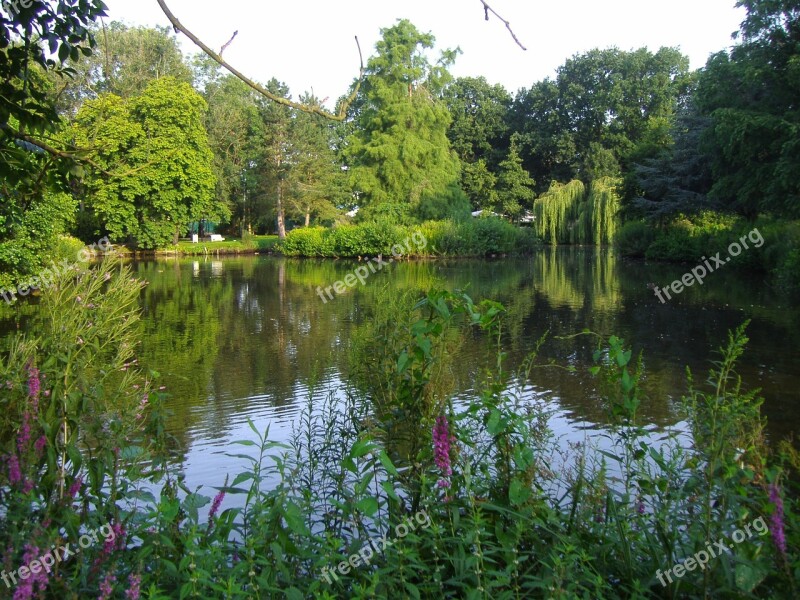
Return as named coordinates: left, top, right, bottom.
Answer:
left=615, top=220, right=656, bottom=257
left=48, top=235, right=86, bottom=264
left=279, top=227, right=328, bottom=257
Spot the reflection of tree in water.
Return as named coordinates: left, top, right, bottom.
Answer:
left=131, top=252, right=799, bottom=457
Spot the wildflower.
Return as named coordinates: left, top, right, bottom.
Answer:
left=135, top=394, right=148, bottom=419
left=13, top=545, right=49, bottom=599
left=769, top=482, right=787, bottom=557
left=208, top=489, right=226, bottom=526
left=17, top=417, right=31, bottom=453
left=102, top=522, right=126, bottom=555
left=7, top=454, right=22, bottom=486
left=68, top=476, right=83, bottom=499
left=125, top=574, right=141, bottom=600
left=433, top=415, right=453, bottom=489
left=34, top=435, right=46, bottom=456
left=27, top=364, right=40, bottom=403
left=98, top=573, right=116, bottom=600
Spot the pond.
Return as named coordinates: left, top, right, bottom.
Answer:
left=114, top=249, right=799, bottom=497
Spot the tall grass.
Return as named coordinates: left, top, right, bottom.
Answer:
left=0, top=271, right=796, bottom=598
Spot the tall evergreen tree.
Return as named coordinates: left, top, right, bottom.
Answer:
left=494, top=139, right=535, bottom=220
left=344, top=19, right=461, bottom=221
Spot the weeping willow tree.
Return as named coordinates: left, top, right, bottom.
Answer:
left=533, top=180, right=585, bottom=244
left=589, top=177, right=621, bottom=246
left=533, top=178, right=621, bottom=245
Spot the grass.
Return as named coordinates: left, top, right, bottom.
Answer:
left=155, top=235, right=280, bottom=255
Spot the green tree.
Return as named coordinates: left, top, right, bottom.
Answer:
left=510, top=48, right=692, bottom=190
left=199, top=63, right=261, bottom=234
left=344, top=19, right=461, bottom=220
left=444, top=76, right=511, bottom=209
left=251, top=79, right=293, bottom=237
left=0, top=0, right=106, bottom=283
left=494, top=139, right=535, bottom=220
left=285, top=95, right=347, bottom=227
left=695, top=0, right=800, bottom=218
left=53, top=23, right=193, bottom=116
left=72, top=77, right=222, bottom=248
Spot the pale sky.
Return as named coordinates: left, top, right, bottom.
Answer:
left=103, top=0, right=745, bottom=107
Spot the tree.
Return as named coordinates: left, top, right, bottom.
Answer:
left=695, top=0, right=800, bottom=218
left=510, top=48, right=692, bottom=191
left=494, top=139, right=534, bottom=220
left=444, top=76, right=511, bottom=208
left=284, top=95, right=347, bottom=227
left=199, top=63, right=261, bottom=234
left=53, top=23, right=192, bottom=115
left=71, top=77, right=222, bottom=248
left=0, top=0, right=106, bottom=282
left=344, top=19, right=461, bottom=220
left=631, top=101, right=716, bottom=222
left=251, top=79, right=294, bottom=238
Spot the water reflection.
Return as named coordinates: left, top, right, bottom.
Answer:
left=123, top=251, right=799, bottom=494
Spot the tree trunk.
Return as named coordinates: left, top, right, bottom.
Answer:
left=276, top=180, right=286, bottom=238
left=304, top=210, right=310, bottom=227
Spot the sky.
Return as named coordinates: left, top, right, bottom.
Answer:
left=103, top=0, right=746, bottom=108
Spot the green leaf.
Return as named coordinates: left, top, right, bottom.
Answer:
left=356, top=497, right=380, bottom=516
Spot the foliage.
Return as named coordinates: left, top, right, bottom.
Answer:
left=70, top=77, right=223, bottom=249
left=279, top=219, right=537, bottom=257
left=631, top=101, right=717, bottom=221
left=493, top=138, right=535, bottom=221
left=510, top=47, right=693, bottom=190
left=533, top=178, right=621, bottom=245
left=344, top=20, right=462, bottom=214
left=0, top=258, right=162, bottom=598
left=3, top=279, right=798, bottom=598
left=695, top=0, right=800, bottom=219
left=54, top=22, right=192, bottom=114
left=614, top=220, right=656, bottom=258
left=0, top=0, right=106, bottom=287
left=444, top=76, right=511, bottom=209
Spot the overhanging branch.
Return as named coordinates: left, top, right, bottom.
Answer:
left=479, top=0, right=527, bottom=51
left=155, top=0, right=363, bottom=121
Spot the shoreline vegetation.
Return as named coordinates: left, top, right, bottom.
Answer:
left=1, top=265, right=797, bottom=599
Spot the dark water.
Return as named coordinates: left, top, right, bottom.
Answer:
left=4, top=250, right=799, bottom=496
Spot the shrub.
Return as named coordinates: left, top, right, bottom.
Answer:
left=279, top=227, right=328, bottom=256
left=615, top=220, right=656, bottom=257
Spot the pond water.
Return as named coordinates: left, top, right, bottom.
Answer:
left=3, top=250, right=796, bottom=497
left=115, top=249, right=799, bottom=497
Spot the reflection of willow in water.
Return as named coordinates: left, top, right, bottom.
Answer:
left=532, top=248, right=622, bottom=313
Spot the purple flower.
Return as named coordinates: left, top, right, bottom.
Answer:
left=67, top=476, right=83, bottom=499
left=27, top=364, right=40, bottom=404
left=13, top=545, right=49, bottom=599
left=125, top=574, right=141, bottom=600
left=34, top=436, right=46, bottom=456
left=769, top=482, right=787, bottom=557
left=17, top=417, right=31, bottom=453
left=208, top=489, right=226, bottom=525
left=98, top=573, right=116, bottom=600
left=433, top=415, right=453, bottom=488
left=7, top=454, right=22, bottom=485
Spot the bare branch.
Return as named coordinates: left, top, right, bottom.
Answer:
left=479, top=0, right=527, bottom=51
left=155, top=0, right=363, bottom=121
left=219, top=30, right=238, bottom=57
